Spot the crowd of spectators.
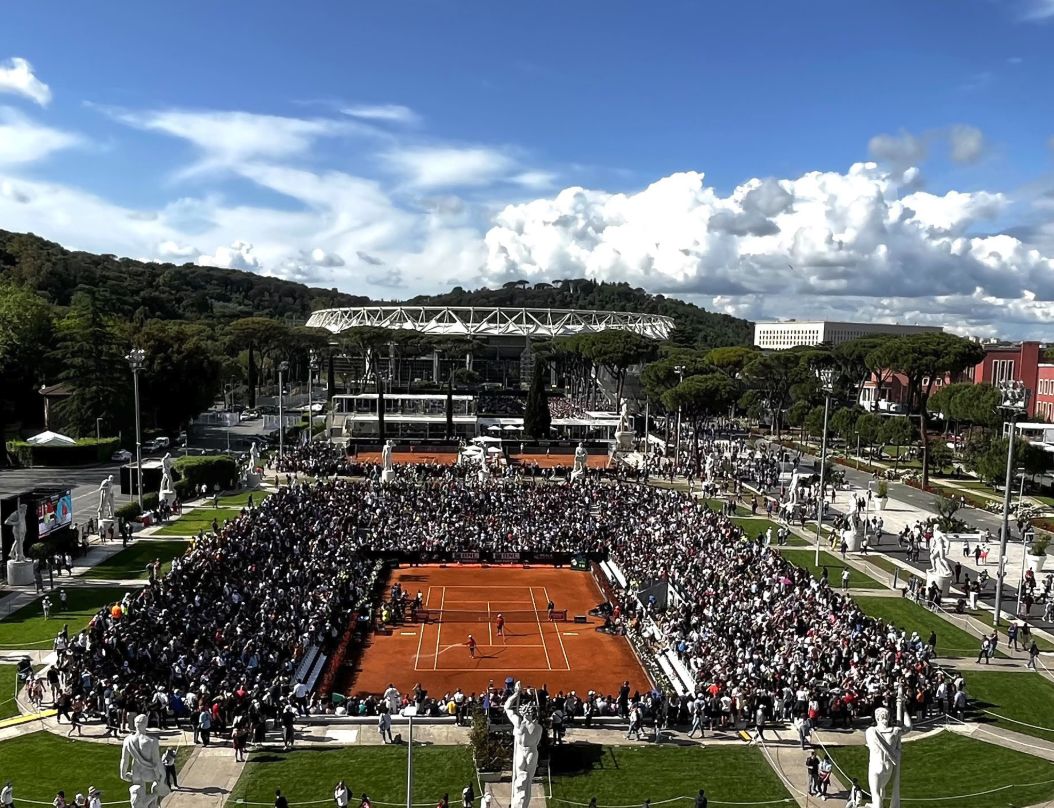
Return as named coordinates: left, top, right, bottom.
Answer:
left=40, top=442, right=953, bottom=747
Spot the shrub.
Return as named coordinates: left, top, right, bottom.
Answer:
left=115, top=502, right=142, bottom=521
left=27, top=542, right=48, bottom=560
left=877, top=480, right=889, bottom=499
left=1029, top=536, right=1050, bottom=556
left=173, top=455, right=238, bottom=497
left=5, top=437, right=120, bottom=467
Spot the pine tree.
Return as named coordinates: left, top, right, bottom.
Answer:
left=52, top=292, right=129, bottom=437
left=523, top=359, right=551, bottom=440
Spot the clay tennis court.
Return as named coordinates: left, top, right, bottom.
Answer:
left=346, top=565, right=651, bottom=697
left=351, top=450, right=610, bottom=469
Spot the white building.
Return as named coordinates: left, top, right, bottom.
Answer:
left=753, top=320, right=941, bottom=350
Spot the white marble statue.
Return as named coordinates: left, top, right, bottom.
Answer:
left=119, top=714, right=169, bottom=808
left=928, top=527, right=952, bottom=579
left=97, top=475, right=115, bottom=521
left=787, top=468, right=801, bottom=506
left=619, top=399, right=632, bottom=432
left=571, top=442, right=588, bottom=479
left=504, top=682, right=544, bottom=808
left=248, top=441, right=260, bottom=471
left=865, top=697, right=912, bottom=808
left=381, top=440, right=395, bottom=473
left=159, top=453, right=174, bottom=492
left=704, top=452, right=716, bottom=481
left=3, top=502, right=28, bottom=563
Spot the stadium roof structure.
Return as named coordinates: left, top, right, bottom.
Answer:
left=306, top=306, right=675, bottom=340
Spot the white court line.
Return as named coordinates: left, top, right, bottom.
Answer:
left=543, top=586, right=571, bottom=671
left=487, top=601, right=493, bottom=645
left=432, top=586, right=446, bottom=672
left=528, top=586, right=553, bottom=671
left=413, top=586, right=431, bottom=671
left=440, top=585, right=544, bottom=589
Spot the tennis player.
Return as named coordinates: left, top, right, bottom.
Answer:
left=495, top=613, right=506, bottom=643
left=467, top=634, right=478, bottom=659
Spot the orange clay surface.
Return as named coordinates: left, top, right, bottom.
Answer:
left=351, top=451, right=609, bottom=469
left=344, top=564, right=651, bottom=698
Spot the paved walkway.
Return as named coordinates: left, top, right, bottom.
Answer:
left=164, top=746, right=243, bottom=808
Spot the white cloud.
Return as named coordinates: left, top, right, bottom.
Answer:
left=512, top=171, right=559, bottom=190
left=948, top=124, right=986, bottom=164
left=196, top=240, right=263, bottom=271
left=0, top=107, right=80, bottom=165
left=868, top=131, right=927, bottom=168
left=309, top=247, right=345, bottom=266
left=482, top=162, right=1054, bottom=332
left=158, top=240, right=199, bottom=259
left=342, top=104, right=419, bottom=125
left=0, top=57, right=51, bottom=106
left=382, top=145, right=516, bottom=188
left=1022, top=0, right=1054, bottom=20
left=112, top=109, right=356, bottom=176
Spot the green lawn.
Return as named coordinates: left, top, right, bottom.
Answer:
left=86, top=540, right=189, bottom=580
left=832, top=731, right=1054, bottom=808
left=861, top=553, right=923, bottom=583
left=231, top=745, right=476, bottom=805
left=151, top=507, right=243, bottom=536
left=0, top=732, right=128, bottom=802
left=968, top=610, right=1054, bottom=651
left=853, top=596, right=992, bottom=658
left=0, top=587, right=132, bottom=647
left=780, top=549, right=884, bottom=589
left=214, top=490, right=270, bottom=508
left=963, top=670, right=1054, bottom=742
left=549, top=744, right=791, bottom=807
left=0, top=665, right=21, bottom=720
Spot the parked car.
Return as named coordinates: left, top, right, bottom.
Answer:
left=156, top=436, right=171, bottom=449
left=142, top=438, right=162, bottom=452
left=111, top=449, right=132, bottom=462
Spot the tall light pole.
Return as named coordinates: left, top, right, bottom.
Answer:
left=814, top=369, right=835, bottom=566
left=309, top=353, right=320, bottom=443
left=278, top=360, right=289, bottom=459
left=673, top=364, right=685, bottom=463
left=96, top=416, right=103, bottom=440
left=401, top=705, right=417, bottom=808
left=126, top=348, right=146, bottom=510
left=994, top=380, right=1029, bottom=628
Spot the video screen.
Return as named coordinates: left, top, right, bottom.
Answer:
left=37, top=491, right=73, bottom=537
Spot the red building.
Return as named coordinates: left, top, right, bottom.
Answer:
left=860, top=340, right=1045, bottom=419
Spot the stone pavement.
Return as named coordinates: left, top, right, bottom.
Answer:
left=164, top=746, right=243, bottom=808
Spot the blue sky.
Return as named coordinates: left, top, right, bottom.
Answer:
left=2, top=0, right=1054, bottom=335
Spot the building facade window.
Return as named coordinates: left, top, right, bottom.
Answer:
left=992, top=359, right=1015, bottom=383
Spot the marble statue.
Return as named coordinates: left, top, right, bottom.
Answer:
left=248, top=441, right=260, bottom=471
left=865, top=696, right=912, bottom=808
left=787, top=468, right=801, bottom=506
left=704, top=452, right=715, bottom=481
left=619, top=399, right=632, bottom=432
left=119, top=714, right=169, bottom=808
left=159, top=453, right=174, bottom=492
left=928, top=527, right=952, bottom=579
left=97, top=475, right=115, bottom=521
left=3, top=502, right=27, bottom=562
left=381, top=440, right=395, bottom=473
left=571, top=443, right=588, bottom=480
left=504, top=682, right=544, bottom=808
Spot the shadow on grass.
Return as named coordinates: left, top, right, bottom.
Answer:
left=549, top=742, right=613, bottom=776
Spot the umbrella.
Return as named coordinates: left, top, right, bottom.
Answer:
left=487, top=446, right=503, bottom=454
left=503, top=425, right=520, bottom=431
left=472, top=435, right=502, bottom=444
left=487, top=424, right=502, bottom=432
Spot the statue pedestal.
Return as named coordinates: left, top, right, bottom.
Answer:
left=926, top=571, right=953, bottom=598
left=158, top=488, right=175, bottom=508
left=98, top=517, right=115, bottom=536
left=570, top=468, right=585, bottom=482
left=614, top=430, right=634, bottom=452
left=245, top=472, right=262, bottom=489
left=6, top=559, right=34, bottom=586
left=843, top=527, right=862, bottom=553
left=478, top=467, right=491, bottom=483
left=381, top=469, right=397, bottom=484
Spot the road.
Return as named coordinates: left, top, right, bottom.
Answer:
left=0, top=460, right=130, bottom=524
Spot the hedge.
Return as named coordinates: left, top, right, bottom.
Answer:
left=6, top=437, right=120, bottom=467
left=173, top=455, right=238, bottom=499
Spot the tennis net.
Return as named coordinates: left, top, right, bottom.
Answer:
left=416, top=609, right=568, bottom=623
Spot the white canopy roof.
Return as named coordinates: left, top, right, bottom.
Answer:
left=25, top=430, right=77, bottom=447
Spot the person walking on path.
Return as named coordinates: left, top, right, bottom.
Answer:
left=693, top=790, right=707, bottom=808
left=805, top=750, right=821, bottom=796
left=162, top=748, right=178, bottom=789
left=378, top=709, right=394, bottom=744
left=275, top=790, right=289, bottom=808
left=1027, top=640, right=1040, bottom=670
left=976, top=635, right=991, bottom=664
left=462, top=783, right=474, bottom=808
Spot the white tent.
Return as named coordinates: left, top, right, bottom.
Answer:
left=25, top=430, right=77, bottom=447
left=486, top=424, right=502, bottom=432
left=503, top=424, right=520, bottom=431
left=472, top=435, right=503, bottom=444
